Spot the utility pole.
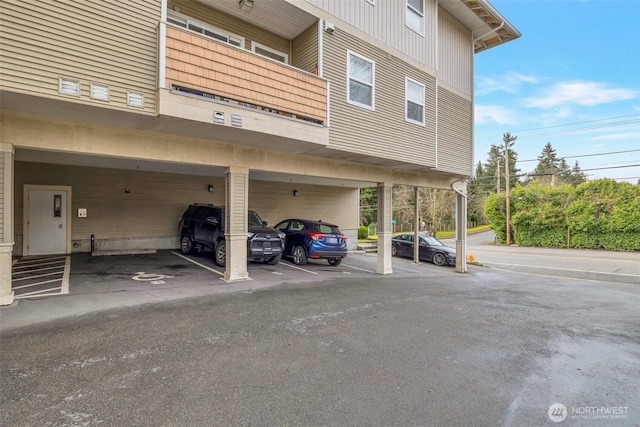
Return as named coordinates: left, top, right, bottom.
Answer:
left=504, top=134, right=512, bottom=245
left=496, top=160, right=501, bottom=194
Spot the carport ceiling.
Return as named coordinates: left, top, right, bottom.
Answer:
left=16, top=148, right=376, bottom=188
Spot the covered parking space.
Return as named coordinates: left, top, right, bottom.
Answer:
left=0, top=96, right=467, bottom=306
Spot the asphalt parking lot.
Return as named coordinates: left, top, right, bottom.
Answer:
left=3, top=250, right=457, bottom=330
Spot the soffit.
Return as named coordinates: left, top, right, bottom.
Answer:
left=439, top=0, right=521, bottom=52
left=192, top=0, right=317, bottom=39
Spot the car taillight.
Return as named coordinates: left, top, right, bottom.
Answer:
left=341, top=235, right=347, bottom=242
left=308, top=232, right=325, bottom=241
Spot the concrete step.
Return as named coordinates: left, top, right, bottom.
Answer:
left=357, top=241, right=378, bottom=253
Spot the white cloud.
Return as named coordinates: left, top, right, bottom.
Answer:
left=475, top=72, right=539, bottom=95
left=475, top=105, right=518, bottom=125
left=590, top=131, right=640, bottom=141
left=524, top=81, right=637, bottom=108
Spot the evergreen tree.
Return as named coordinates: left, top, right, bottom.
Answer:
left=533, top=142, right=561, bottom=184
left=567, top=161, right=587, bottom=186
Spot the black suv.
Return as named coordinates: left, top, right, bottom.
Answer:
left=178, top=204, right=285, bottom=267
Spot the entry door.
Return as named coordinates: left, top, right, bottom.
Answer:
left=28, top=189, right=68, bottom=255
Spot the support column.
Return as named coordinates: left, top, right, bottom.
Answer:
left=224, top=166, right=249, bottom=282
left=413, top=186, right=420, bottom=263
left=376, top=182, right=393, bottom=275
left=0, top=142, right=15, bottom=305
left=452, top=180, right=468, bottom=273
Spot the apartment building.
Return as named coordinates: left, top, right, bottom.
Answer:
left=0, top=0, right=519, bottom=304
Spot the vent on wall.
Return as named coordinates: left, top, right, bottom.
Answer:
left=127, top=91, right=144, bottom=108
left=59, top=78, right=80, bottom=96
left=90, top=82, right=109, bottom=101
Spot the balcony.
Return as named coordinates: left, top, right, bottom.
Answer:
left=158, top=24, right=329, bottom=150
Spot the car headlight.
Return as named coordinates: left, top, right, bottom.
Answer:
left=247, top=232, right=256, bottom=239
left=278, top=232, right=286, bottom=240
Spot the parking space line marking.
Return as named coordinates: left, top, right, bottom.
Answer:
left=278, top=262, right=319, bottom=275
left=342, top=263, right=375, bottom=273
left=485, top=261, right=640, bottom=278
left=15, top=287, right=63, bottom=299
left=172, top=252, right=224, bottom=276
left=12, top=278, right=63, bottom=290
left=12, top=271, right=63, bottom=281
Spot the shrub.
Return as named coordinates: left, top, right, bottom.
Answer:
left=358, top=225, right=369, bottom=240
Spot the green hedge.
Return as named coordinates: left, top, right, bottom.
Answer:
left=485, top=179, right=640, bottom=251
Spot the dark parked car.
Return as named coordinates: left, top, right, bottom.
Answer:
left=274, top=219, right=347, bottom=266
left=178, top=204, right=285, bottom=267
left=391, top=232, right=456, bottom=266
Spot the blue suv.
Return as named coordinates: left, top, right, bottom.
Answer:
left=274, top=219, right=348, bottom=266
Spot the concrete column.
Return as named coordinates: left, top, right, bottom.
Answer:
left=224, top=166, right=249, bottom=282
left=0, top=142, right=15, bottom=305
left=453, top=181, right=468, bottom=273
left=376, top=182, right=393, bottom=275
left=413, top=186, right=420, bottom=263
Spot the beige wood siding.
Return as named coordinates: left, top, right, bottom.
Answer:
left=0, top=0, right=159, bottom=115
left=169, top=1, right=290, bottom=58
left=323, top=29, right=436, bottom=168
left=292, top=24, right=319, bottom=74
left=306, top=0, right=437, bottom=68
left=437, top=87, right=472, bottom=175
left=13, top=162, right=357, bottom=248
left=438, top=7, right=473, bottom=95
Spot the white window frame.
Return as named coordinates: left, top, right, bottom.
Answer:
left=347, top=50, right=375, bottom=110
left=251, top=41, right=289, bottom=64
left=405, top=77, right=425, bottom=126
left=406, top=0, right=425, bottom=35
left=167, top=11, right=244, bottom=48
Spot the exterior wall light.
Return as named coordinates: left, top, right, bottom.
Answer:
left=293, top=189, right=299, bottom=197
left=239, top=0, right=253, bottom=12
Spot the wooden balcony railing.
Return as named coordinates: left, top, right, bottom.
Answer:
left=164, top=26, right=327, bottom=124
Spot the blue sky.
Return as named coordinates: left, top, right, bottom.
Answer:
left=474, top=0, right=640, bottom=183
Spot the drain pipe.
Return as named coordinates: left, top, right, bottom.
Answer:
left=473, top=21, right=505, bottom=45
left=451, top=179, right=468, bottom=273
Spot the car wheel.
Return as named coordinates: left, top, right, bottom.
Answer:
left=391, top=244, right=398, bottom=257
left=214, top=240, right=226, bottom=267
left=432, top=252, right=446, bottom=266
left=292, top=245, right=308, bottom=265
left=328, top=257, right=342, bottom=266
left=266, top=254, right=281, bottom=265
left=180, top=234, right=193, bottom=255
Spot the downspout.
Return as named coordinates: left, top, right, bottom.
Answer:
left=473, top=22, right=505, bottom=45
left=434, top=1, right=438, bottom=168
left=158, top=0, right=167, bottom=90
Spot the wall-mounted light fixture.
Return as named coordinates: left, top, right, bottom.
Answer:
left=125, top=188, right=131, bottom=193
left=239, top=0, right=253, bottom=12
left=293, top=189, right=299, bottom=197
left=208, top=184, right=214, bottom=192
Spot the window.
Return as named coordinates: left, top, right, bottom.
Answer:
left=347, top=51, right=375, bottom=110
left=406, top=0, right=425, bottom=34
left=251, top=42, right=288, bottom=64
left=405, top=77, right=425, bottom=125
left=168, top=11, right=244, bottom=47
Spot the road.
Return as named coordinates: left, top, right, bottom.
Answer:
left=449, top=231, right=640, bottom=285
left=2, top=265, right=639, bottom=426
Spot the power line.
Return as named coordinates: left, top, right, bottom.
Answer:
left=518, top=148, right=640, bottom=163
left=509, top=113, right=640, bottom=134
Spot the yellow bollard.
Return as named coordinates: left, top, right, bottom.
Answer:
left=468, top=253, right=475, bottom=264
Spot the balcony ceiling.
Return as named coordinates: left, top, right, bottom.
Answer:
left=197, top=0, right=318, bottom=39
